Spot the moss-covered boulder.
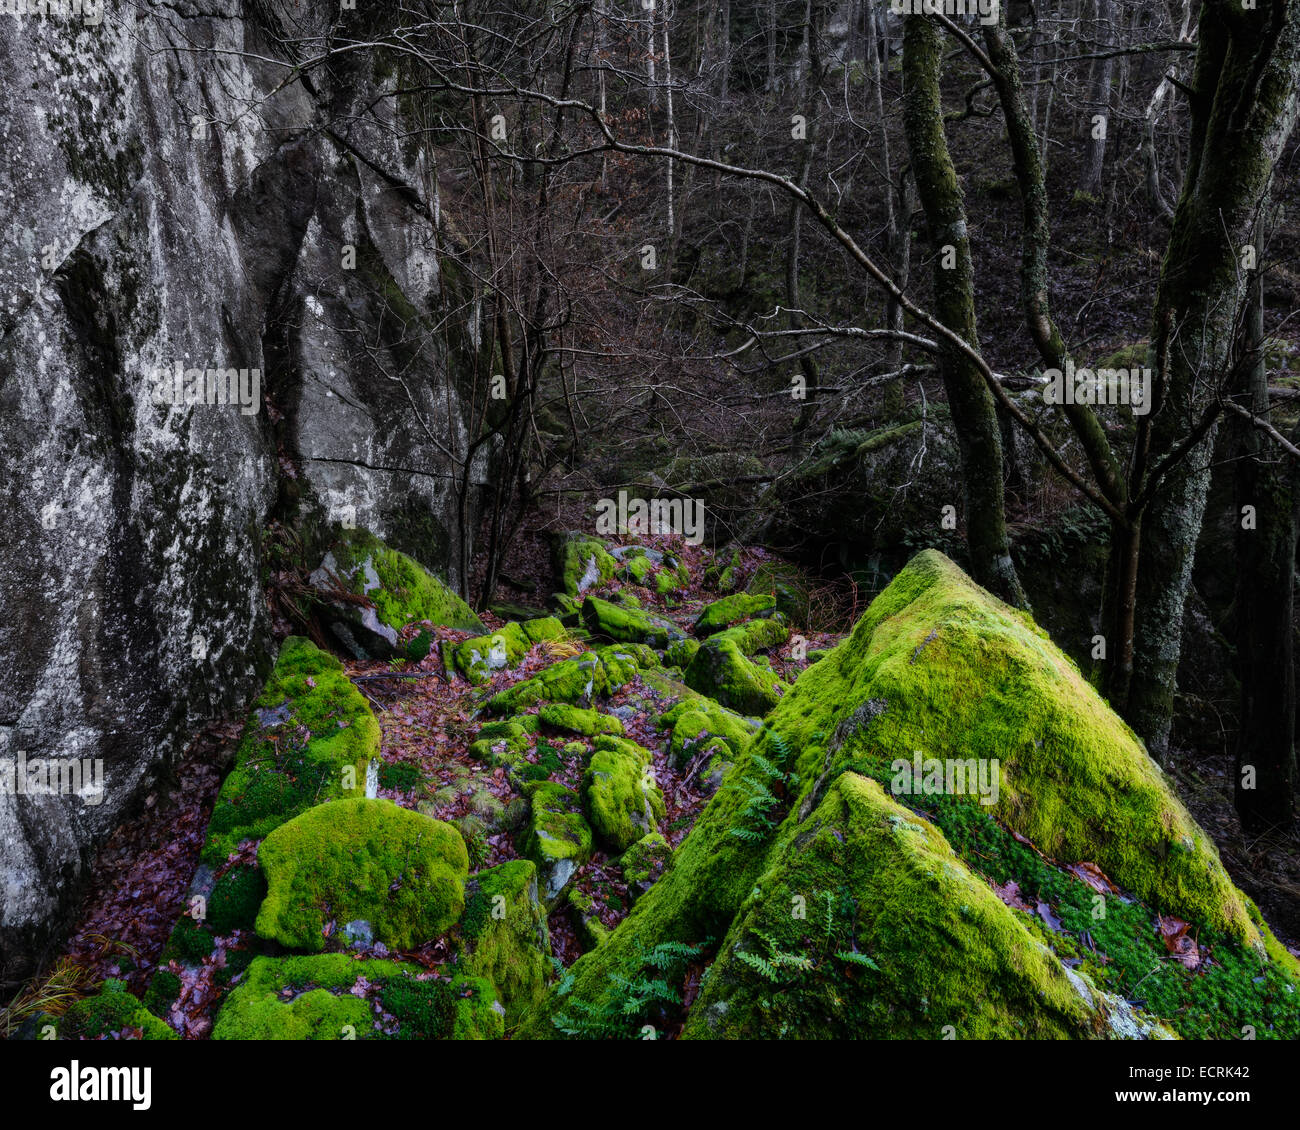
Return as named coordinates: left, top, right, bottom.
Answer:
left=583, top=736, right=666, bottom=852
left=468, top=716, right=537, bottom=764
left=486, top=644, right=657, bottom=714
left=310, top=529, right=483, bottom=658
left=457, top=861, right=553, bottom=1027
left=684, top=635, right=788, bottom=716
left=446, top=621, right=531, bottom=684
left=660, top=698, right=757, bottom=761
left=539, top=702, right=625, bottom=737
left=61, top=979, right=178, bottom=1040
left=664, top=637, right=700, bottom=669
left=256, top=798, right=469, bottom=952
left=522, top=616, right=568, bottom=643
left=203, top=637, right=379, bottom=864
left=211, top=954, right=501, bottom=1040
left=685, top=773, right=1119, bottom=1038
left=524, top=783, right=593, bottom=907
left=554, top=532, right=618, bottom=596
left=693, top=592, right=776, bottom=635
left=568, top=886, right=612, bottom=949
left=519, top=551, right=1298, bottom=1041
left=581, top=596, right=683, bottom=648
left=619, top=832, right=672, bottom=904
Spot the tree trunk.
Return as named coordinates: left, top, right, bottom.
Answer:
left=901, top=15, right=1028, bottom=608
left=1126, top=0, right=1300, bottom=759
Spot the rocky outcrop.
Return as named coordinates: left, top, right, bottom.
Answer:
left=0, top=3, right=488, bottom=986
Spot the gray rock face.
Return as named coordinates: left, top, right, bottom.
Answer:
left=0, top=3, right=487, bottom=986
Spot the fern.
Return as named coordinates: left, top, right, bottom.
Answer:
left=837, top=950, right=880, bottom=970
left=726, top=733, right=799, bottom=841
left=552, top=939, right=706, bottom=1039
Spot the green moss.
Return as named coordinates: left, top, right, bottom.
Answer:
left=520, top=551, right=1295, bottom=1040
left=569, top=887, right=612, bottom=949
left=694, top=593, right=777, bottom=635
left=770, top=550, right=1257, bottom=944
left=458, top=860, right=552, bottom=1026
left=256, top=798, right=469, bottom=952
left=581, top=596, right=682, bottom=647
left=524, top=783, right=594, bottom=905
left=746, top=561, right=813, bottom=626
left=448, top=621, right=531, bottom=684
left=451, top=976, right=506, bottom=1040
left=619, top=832, right=672, bottom=903
left=165, top=914, right=215, bottom=963
left=208, top=864, right=267, bottom=935
left=378, top=761, right=423, bottom=793
left=212, top=954, right=415, bottom=1040
left=684, top=636, right=789, bottom=715
left=624, top=555, right=655, bottom=585
left=62, top=980, right=178, bottom=1040
left=203, top=637, right=379, bottom=864
left=660, top=698, right=756, bottom=761
left=330, top=528, right=484, bottom=633
left=556, top=534, right=619, bottom=596
left=685, top=774, right=1105, bottom=1038
left=522, top=616, right=567, bottom=643
left=142, top=969, right=181, bottom=1019
left=665, top=638, right=700, bottom=668
left=539, top=702, right=625, bottom=737
left=583, top=737, right=666, bottom=852
left=486, top=645, right=655, bottom=714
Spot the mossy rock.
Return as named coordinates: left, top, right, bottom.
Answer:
left=583, top=736, right=666, bottom=853
left=568, top=886, right=611, bottom=949
left=458, top=860, right=553, bottom=1025
left=619, top=832, right=672, bottom=904
left=554, top=532, right=618, bottom=596
left=211, top=954, right=499, bottom=1040
left=710, top=615, right=789, bottom=655
left=311, top=529, right=483, bottom=658
left=772, top=549, right=1259, bottom=944
left=622, top=554, right=655, bottom=585
left=203, top=637, right=379, bottom=864
left=693, top=593, right=776, bottom=635
left=61, top=980, right=178, bottom=1041
left=660, top=697, right=757, bottom=761
left=524, top=783, right=593, bottom=907
left=446, top=621, right=531, bottom=684
left=683, top=774, right=1116, bottom=1039
left=521, top=550, right=1294, bottom=1041
left=522, top=616, right=568, bottom=643
left=469, top=716, right=536, bottom=764
left=256, top=798, right=469, bottom=952
left=665, top=637, right=701, bottom=669
left=486, top=644, right=655, bottom=714
left=538, top=702, right=625, bottom=737
left=580, top=595, right=683, bottom=647
left=684, top=636, right=789, bottom=716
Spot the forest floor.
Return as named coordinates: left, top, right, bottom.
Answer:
left=41, top=535, right=1300, bottom=1037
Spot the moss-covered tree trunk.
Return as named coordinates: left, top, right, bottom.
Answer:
left=1126, top=0, right=1300, bottom=758
left=901, top=16, right=1028, bottom=609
